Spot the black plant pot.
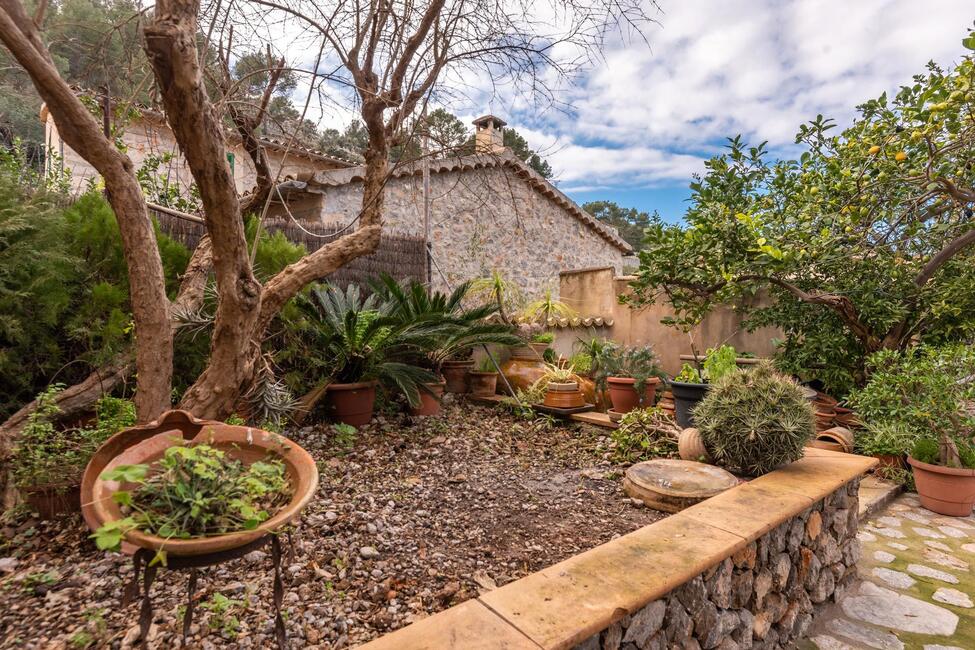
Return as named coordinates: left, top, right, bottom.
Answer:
left=670, top=381, right=711, bottom=429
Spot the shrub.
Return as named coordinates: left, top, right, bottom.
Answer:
left=695, top=362, right=814, bottom=476
left=593, top=343, right=661, bottom=392
left=608, top=407, right=680, bottom=464
left=855, top=421, right=916, bottom=457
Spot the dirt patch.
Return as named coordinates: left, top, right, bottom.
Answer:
left=0, top=398, right=667, bottom=648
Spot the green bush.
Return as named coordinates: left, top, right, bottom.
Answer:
left=609, top=408, right=680, bottom=464
left=695, top=362, right=814, bottom=476
left=855, top=421, right=916, bottom=457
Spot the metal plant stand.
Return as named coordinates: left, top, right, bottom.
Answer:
left=123, top=534, right=289, bottom=649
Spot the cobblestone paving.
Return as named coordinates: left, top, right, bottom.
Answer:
left=803, top=493, right=975, bottom=649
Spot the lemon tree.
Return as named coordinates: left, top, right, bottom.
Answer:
left=631, top=31, right=975, bottom=393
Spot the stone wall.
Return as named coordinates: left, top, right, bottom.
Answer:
left=318, top=166, right=628, bottom=297
left=573, top=477, right=862, bottom=650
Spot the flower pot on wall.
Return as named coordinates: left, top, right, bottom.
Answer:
left=468, top=371, right=499, bottom=397
left=442, top=360, right=474, bottom=394
left=409, top=381, right=446, bottom=416
left=908, top=456, right=975, bottom=517
left=670, top=382, right=711, bottom=429
left=326, top=380, right=378, bottom=427
left=543, top=381, right=585, bottom=409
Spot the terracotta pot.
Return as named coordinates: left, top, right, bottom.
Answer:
left=908, top=456, right=975, bottom=517
left=327, top=380, right=378, bottom=427
left=607, top=409, right=624, bottom=423
left=873, top=454, right=905, bottom=473
left=24, top=483, right=80, bottom=520
left=530, top=342, right=550, bottom=357
left=82, top=410, right=319, bottom=557
left=468, top=371, right=499, bottom=397
left=409, top=381, right=446, bottom=416
left=670, top=382, right=711, bottom=429
left=807, top=439, right=846, bottom=453
left=510, top=343, right=548, bottom=360
left=607, top=376, right=639, bottom=413
left=678, top=428, right=711, bottom=463
left=816, top=427, right=854, bottom=453
left=543, top=382, right=584, bottom=409
left=441, top=360, right=474, bottom=394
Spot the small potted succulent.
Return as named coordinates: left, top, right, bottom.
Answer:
left=539, top=363, right=586, bottom=409
left=594, top=344, right=663, bottom=416
left=670, top=345, right=739, bottom=428
left=695, top=362, right=814, bottom=476
left=468, top=357, right=500, bottom=397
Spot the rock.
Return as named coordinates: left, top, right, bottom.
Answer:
left=806, top=511, right=823, bottom=541
left=871, top=567, right=916, bottom=590
left=912, top=527, right=946, bottom=539
left=731, top=542, right=756, bottom=570
left=751, top=610, right=772, bottom=641
left=772, top=552, right=791, bottom=589
left=932, top=587, right=973, bottom=608
left=603, top=621, right=623, bottom=650
left=962, top=543, right=975, bottom=553
left=876, top=516, right=902, bottom=527
left=869, top=527, right=905, bottom=539
left=812, top=635, right=860, bottom=649
left=826, top=618, right=904, bottom=650
left=730, top=570, right=753, bottom=609
left=676, top=576, right=707, bottom=615
left=887, top=542, right=908, bottom=551
left=922, top=548, right=969, bottom=570
left=925, top=540, right=954, bottom=552
left=906, top=563, right=959, bottom=584
left=809, top=566, right=835, bottom=603
left=621, top=600, right=665, bottom=646
left=752, top=570, right=772, bottom=609
left=841, top=581, right=958, bottom=635
left=0, top=557, right=16, bottom=573
left=359, top=546, right=380, bottom=559
left=873, top=550, right=895, bottom=563
left=857, top=531, right=877, bottom=542
left=243, top=550, right=267, bottom=563
left=937, top=526, right=967, bottom=539
left=922, top=646, right=966, bottom=650
left=223, top=581, right=247, bottom=595
left=664, top=597, right=692, bottom=644
left=705, top=559, right=732, bottom=608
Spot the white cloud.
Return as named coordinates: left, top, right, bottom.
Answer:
left=495, top=0, right=974, bottom=191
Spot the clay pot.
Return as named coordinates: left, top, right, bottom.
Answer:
left=468, top=371, right=498, bottom=397
left=326, top=380, right=378, bottom=427
left=543, top=382, right=584, bottom=409
left=815, top=427, right=854, bottom=453
left=606, top=377, right=660, bottom=414
left=409, top=381, right=446, bottom=416
left=658, top=390, right=676, bottom=418
left=807, top=439, right=846, bottom=453
left=24, top=483, right=80, bottom=520
left=441, top=360, right=474, bottom=394
left=82, top=410, right=319, bottom=557
left=678, top=428, right=711, bottom=463
left=670, top=382, right=711, bottom=429
left=908, top=456, right=975, bottom=517
left=509, top=343, right=547, bottom=361
left=873, top=454, right=905, bottom=473
left=607, top=409, right=624, bottom=423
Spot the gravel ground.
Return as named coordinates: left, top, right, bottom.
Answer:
left=0, top=398, right=667, bottom=649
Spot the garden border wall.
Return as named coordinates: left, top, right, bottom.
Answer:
left=358, top=447, right=876, bottom=650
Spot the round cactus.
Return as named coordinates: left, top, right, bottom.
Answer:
left=695, top=362, right=814, bottom=476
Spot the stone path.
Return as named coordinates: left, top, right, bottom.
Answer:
left=802, top=493, right=975, bottom=649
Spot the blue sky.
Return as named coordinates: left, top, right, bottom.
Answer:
left=463, top=1, right=975, bottom=223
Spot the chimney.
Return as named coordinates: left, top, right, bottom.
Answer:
left=472, top=114, right=507, bottom=154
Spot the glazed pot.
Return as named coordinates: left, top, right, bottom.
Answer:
left=24, top=483, right=81, bottom=520
left=670, top=381, right=711, bottom=429
left=468, top=371, right=499, bottom=397
left=409, top=381, right=446, bottom=416
left=908, top=456, right=975, bottom=517
left=543, top=381, right=585, bottom=409
left=678, top=428, right=711, bottom=463
left=606, top=377, right=661, bottom=414
left=326, top=380, right=378, bottom=427
left=442, top=360, right=474, bottom=394
left=82, top=410, right=319, bottom=557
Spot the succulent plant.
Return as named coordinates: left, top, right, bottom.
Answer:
left=695, top=361, right=814, bottom=476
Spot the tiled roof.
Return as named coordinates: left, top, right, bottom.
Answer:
left=303, top=151, right=633, bottom=254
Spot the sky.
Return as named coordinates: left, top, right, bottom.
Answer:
left=459, top=0, right=975, bottom=222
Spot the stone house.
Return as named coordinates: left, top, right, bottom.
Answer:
left=44, top=107, right=631, bottom=298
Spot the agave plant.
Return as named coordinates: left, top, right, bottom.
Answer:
left=468, top=270, right=523, bottom=325
left=518, top=288, right=577, bottom=325
left=371, top=274, right=521, bottom=372
left=302, top=284, right=438, bottom=407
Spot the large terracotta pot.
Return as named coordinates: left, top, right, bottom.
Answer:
left=499, top=355, right=548, bottom=393
left=543, top=382, right=585, bottom=409
left=409, top=381, right=446, bottom=416
left=908, top=456, right=975, bottom=517
left=607, top=377, right=661, bottom=414
left=442, top=360, right=474, bottom=394
left=81, top=410, right=319, bottom=557
left=326, top=380, right=378, bottom=426
left=24, top=483, right=80, bottom=520
left=671, top=381, right=711, bottom=429
left=469, top=371, right=499, bottom=397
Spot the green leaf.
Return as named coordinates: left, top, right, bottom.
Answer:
left=100, top=464, right=148, bottom=483
left=112, top=490, right=133, bottom=506
left=963, top=34, right=975, bottom=51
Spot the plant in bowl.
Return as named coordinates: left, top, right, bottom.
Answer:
left=13, top=386, right=136, bottom=519
left=670, top=344, right=739, bottom=428
left=537, top=363, right=586, bottom=409
left=594, top=344, right=662, bottom=415
left=855, top=421, right=914, bottom=472
left=469, top=356, right=500, bottom=397
left=695, top=362, right=813, bottom=476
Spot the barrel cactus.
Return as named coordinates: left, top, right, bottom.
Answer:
left=695, top=362, right=814, bottom=476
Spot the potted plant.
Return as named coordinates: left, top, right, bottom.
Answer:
left=695, top=362, right=814, bottom=476
left=594, top=344, right=663, bottom=416
left=854, top=421, right=913, bottom=471
left=670, top=344, right=739, bottom=428
left=539, top=363, right=585, bottom=409
left=909, top=436, right=975, bottom=517
left=469, top=357, right=500, bottom=397
left=305, top=284, right=436, bottom=426
left=13, top=387, right=136, bottom=519
left=441, top=354, right=476, bottom=394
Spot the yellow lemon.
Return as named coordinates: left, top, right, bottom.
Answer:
left=894, top=151, right=908, bottom=162
left=868, top=145, right=881, bottom=155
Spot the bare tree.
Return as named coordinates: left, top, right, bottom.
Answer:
left=0, top=0, right=655, bottom=429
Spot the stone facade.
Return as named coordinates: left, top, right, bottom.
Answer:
left=315, top=163, right=629, bottom=297
left=573, top=477, right=862, bottom=650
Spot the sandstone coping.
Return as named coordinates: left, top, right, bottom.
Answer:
left=357, top=448, right=876, bottom=650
